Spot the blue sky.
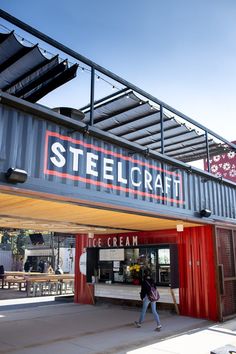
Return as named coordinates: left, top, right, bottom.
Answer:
left=1, top=0, right=236, bottom=141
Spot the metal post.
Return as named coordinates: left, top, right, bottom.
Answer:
left=205, top=131, right=210, bottom=172
left=51, top=232, right=55, bottom=270
left=90, top=66, right=95, bottom=126
left=160, top=105, right=164, bottom=154
left=160, top=105, right=165, bottom=205
left=57, top=234, right=60, bottom=268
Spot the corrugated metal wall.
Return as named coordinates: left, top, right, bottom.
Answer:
left=178, top=226, right=218, bottom=321
left=74, top=234, right=94, bottom=304
left=74, top=227, right=218, bottom=320
left=0, top=102, right=236, bottom=223
left=216, top=227, right=236, bottom=320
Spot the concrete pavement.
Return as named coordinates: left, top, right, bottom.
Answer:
left=0, top=299, right=236, bottom=354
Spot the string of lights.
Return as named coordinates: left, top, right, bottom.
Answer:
left=0, top=22, right=122, bottom=92
left=95, top=73, right=120, bottom=90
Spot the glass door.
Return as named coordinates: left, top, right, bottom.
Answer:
left=157, top=247, right=170, bottom=286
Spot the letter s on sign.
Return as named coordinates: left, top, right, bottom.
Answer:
left=50, top=142, right=66, bottom=168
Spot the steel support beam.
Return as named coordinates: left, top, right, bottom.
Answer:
left=205, top=131, right=211, bottom=172
left=89, top=67, right=95, bottom=126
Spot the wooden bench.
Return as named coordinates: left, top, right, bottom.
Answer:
left=3, top=272, right=43, bottom=291
left=4, top=276, right=26, bottom=291
left=5, top=271, right=42, bottom=276
left=0, top=275, right=5, bottom=289
left=1, top=272, right=75, bottom=296
left=25, top=275, right=74, bottom=297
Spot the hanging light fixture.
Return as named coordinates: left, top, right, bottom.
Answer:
left=5, top=168, right=28, bottom=183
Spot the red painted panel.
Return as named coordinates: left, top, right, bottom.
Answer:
left=75, top=226, right=218, bottom=320
left=89, top=229, right=178, bottom=247
left=178, top=226, right=218, bottom=321
left=74, top=234, right=94, bottom=305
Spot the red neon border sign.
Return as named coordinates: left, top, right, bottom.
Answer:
left=44, top=130, right=184, bottom=204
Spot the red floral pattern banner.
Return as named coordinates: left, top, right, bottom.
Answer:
left=204, top=141, right=236, bottom=182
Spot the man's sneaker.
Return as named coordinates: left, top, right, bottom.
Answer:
left=155, top=325, right=162, bottom=331
left=134, top=321, right=141, bottom=328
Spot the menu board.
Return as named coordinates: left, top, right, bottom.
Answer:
left=99, top=248, right=124, bottom=261
left=113, top=261, right=120, bottom=271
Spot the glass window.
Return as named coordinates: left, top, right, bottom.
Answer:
left=157, top=248, right=170, bottom=285
left=97, top=246, right=171, bottom=285
left=158, top=248, right=170, bottom=264
left=122, top=247, right=157, bottom=284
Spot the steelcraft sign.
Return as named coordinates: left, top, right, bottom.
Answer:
left=44, top=131, right=184, bottom=204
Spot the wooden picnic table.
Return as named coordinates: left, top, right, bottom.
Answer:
left=24, top=274, right=74, bottom=281
left=2, top=272, right=44, bottom=290
left=25, top=274, right=75, bottom=296
left=2, top=272, right=74, bottom=293
left=5, top=271, right=43, bottom=276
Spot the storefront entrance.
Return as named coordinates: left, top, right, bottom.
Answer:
left=75, top=226, right=219, bottom=321
left=87, top=245, right=173, bottom=286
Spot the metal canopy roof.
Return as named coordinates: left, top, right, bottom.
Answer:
left=81, top=89, right=230, bottom=163
left=0, top=31, right=78, bottom=102
left=0, top=11, right=234, bottom=165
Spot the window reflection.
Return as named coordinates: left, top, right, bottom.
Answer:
left=97, top=246, right=171, bottom=286
left=158, top=248, right=170, bottom=264
left=158, top=248, right=170, bottom=284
